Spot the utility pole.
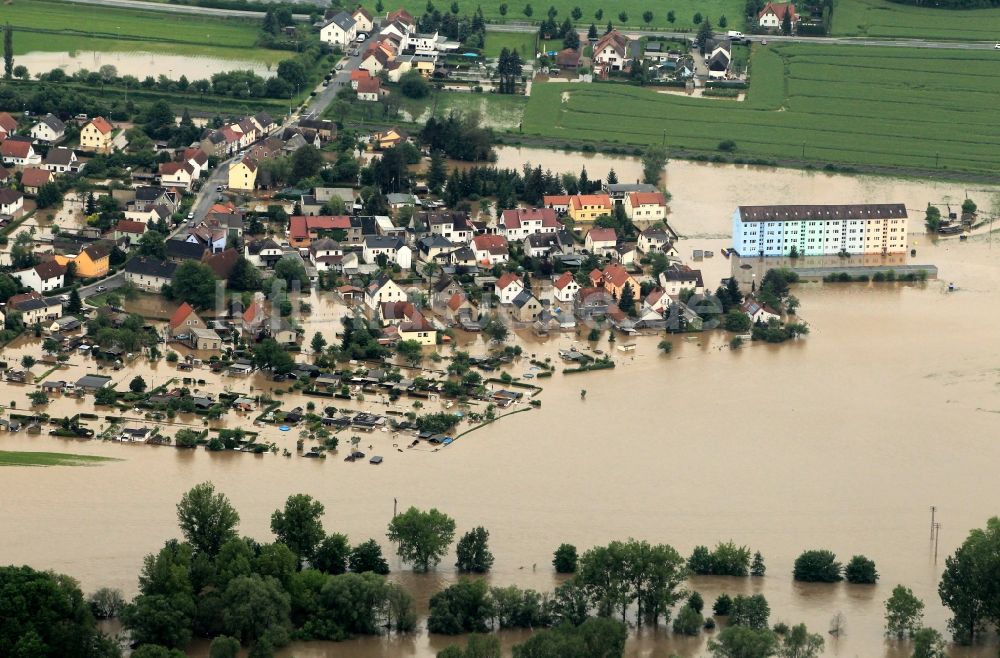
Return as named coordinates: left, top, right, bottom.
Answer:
left=933, top=522, right=942, bottom=562
left=930, top=506, right=936, bottom=539
left=393, top=497, right=397, bottom=518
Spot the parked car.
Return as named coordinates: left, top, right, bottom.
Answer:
left=95, top=285, right=106, bottom=292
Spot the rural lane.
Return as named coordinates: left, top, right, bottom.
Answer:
left=59, top=0, right=314, bottom=21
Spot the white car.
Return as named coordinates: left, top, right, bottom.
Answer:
left=995, top=42, right=1000, bottom=49
left=95, top=285, right=106, bottom=293
left=356, top=33, right=367, bottom=42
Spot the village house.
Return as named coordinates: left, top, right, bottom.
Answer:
left=552, top=271, right=580, bottom=303
left=357, top=76, right=384, bottom=102
left=13, top=260, right=66, bottom=293
left=245, top=238, right=284, bottom=269
left=363, top=235, right=411, bottom=269
left=605, top=182, right=660, bottom=205
left=444, top=292, right=478, bottom=325
left=241, top=300, right=269, bottom=340
left=42, top=147, right=79, bottom=174
left=289, top=215, right=352, bottom=248
left=472, top=234, right=509, bottom=265
left=399, top=313, right=436, bottom=345
left=29, top=114, right=66, bottom=144
left=624, top=190, right=668, bottom=222
left=706, top=39, right=732, bottom=79
left=758, top=2, right=797, bottom=28
left=569, top=193, right=613, bottom=224
left=125, top=257, right=177, bottom=292
left=585, top=228, right=618, bottom=256
left=542, top=194, right=572, bottom=214
left=1, top=139, right=41, bottom=168
left=80, top=117, right=115, bottom=154
left=420, top=211, right=475, bottom=244
left=638, top=226, right=676, bottom=254
left=309, top=237, right=344, bottom=272
left=20, top=167, right=51, bottom=196
left=0, top=188, right=24, bottom=219
left=498, top=207, right=561, bottom=241
left=320, top=11, right=357, bottom=46
left=615, top=243, right=640, bottom=267
left=124, top=225, right=157, bottom=253
left=53, top=242, right=110, bottom=278
left=417, top=234, right=454, bottom=264
left=353, top=5, right=375, bottom=32
left=373, top=127, right=408, bottom=149
left=159, top=161, right=194, bottom=191
left=182, top=148, right=210, bottom=178
left=741, top=296, right=782, bottom=323
left=494, top=272, right=525, bottom=304
left=510, top=289, right=543, bottom=324
left=189, top=327, right=223, bottom=351
left=659, top=267, right=705, bottom=296
left=228, top=157, right=258, bottom=191
left=9, top=292, right=63, bottom=324
left=365, top=274, right=407, bottom=310
left=360, top=48, right=391, bottom=75
left=0, top=112, right=17, bottom=139
left=592, top=263, right=642, bottom=302
left=556, top=48, right=581, bottom=71
left=166, top=239, right=207, bottom=262
left=593, top=30, right=633, bottom=73
left=169, top=302, right=207, bottom=339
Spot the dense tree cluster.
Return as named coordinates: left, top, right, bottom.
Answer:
left=121, top=484, right=408, bottom=656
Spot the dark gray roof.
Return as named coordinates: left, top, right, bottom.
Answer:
left=76, top=374, right=112, bottom=390
left=364, top=235, right=403, bottom=249
left=38, top=113, right=66, bottom=133
left=324, top=10, right=356, bottom=30
left=44, top=147, right=76, bottom=166
left=125, top=257, right=177, bottom=279
left=736, top=204, right=908, bottom=223
left=166, top=239, right=207, bottom=260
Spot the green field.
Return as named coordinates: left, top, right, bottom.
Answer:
left=522, top=43, right=1000, bottom=175
left=363, top=0, right=745, bottom=31
left=0, top=450, right=117, bottom=467
left=5, top=0, right=282, bottom=61
left=483, top=31, right=539, bottom=58
left=834, top=0, right=1000, bottom=40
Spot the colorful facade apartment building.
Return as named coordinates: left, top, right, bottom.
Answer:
left=732, top=204, right=908, bottom=257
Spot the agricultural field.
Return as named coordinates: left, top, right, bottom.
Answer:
left=483, top=31, right=539, bottom=58
left=833, top=0, right=1000, bottom=40
left=0, top=451, right=117, bottom=467
left=522, top=43, right=1000, bottom=175
left=4, top=0, right=283, bottom=62
left=362, top=0, right=745, bottom=31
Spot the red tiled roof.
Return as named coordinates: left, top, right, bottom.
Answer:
left=354, top=5, right=374, bottom=20
left=570, top=194, right=612, bottom=210
left=0, top=113, right=17, bottom=134
left=351, top=69, right=372, bottom=81
left=160, top=161, right=193, bottom=176
left=89, top=116, right=113, bottom=135
left=114, top=220, right=147, bottom=235
left=473, top=234, right=508, bottom=254
left=20, top=167, right=50, bottom=188
left=628, top=191, right=667, bottom=206
left=543, top=194, right=571, bottom=206
left=759, top=2, right=796, bottom=20
left=169, top=302, right=196, bottom=329
left=554, top=271, right=575, bottom=290
left=357, top=77, right=381, bottom=94
left=587, top=228, right=617, bottom=243
left=386, top=8, right=414, bottom=24
left=602, top=263, right=633, bottom=288
left=447, top=293, right=467, bottom=311
left=1, top=140, right=31, bottom=158
left=243, top=301, right=266, bottom=323
left=496, top=272, right=522, bottom=289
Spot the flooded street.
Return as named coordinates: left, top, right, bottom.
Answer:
left=15, top=50, right=275, bottom=79
left=3, top=155, right=1000, bottom=657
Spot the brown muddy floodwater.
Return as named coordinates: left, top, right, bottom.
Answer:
left=3, top=157, right=1000, bottom=658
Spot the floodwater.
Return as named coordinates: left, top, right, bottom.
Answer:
left=15, top=50, right=275, bottom=80
left=3, top=156, right=1000, bottom=658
